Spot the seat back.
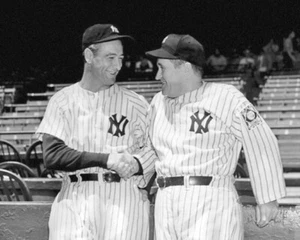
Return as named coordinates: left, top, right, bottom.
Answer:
left=0, top=139, right=22, bottom=163
left=0, top=169, right=33, bottom=201
left=0, top=161, right=37, bottom=178
left=234, top=163, right=248, bottom=178
left=25, top=140, right=43, bottom=176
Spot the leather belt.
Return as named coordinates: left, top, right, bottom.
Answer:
left=156, top=176, right=212, bottom=188
left=69, top=172, right=120, bottom=183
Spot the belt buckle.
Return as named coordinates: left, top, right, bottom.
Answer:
left=156, top=176, right=166, bottom=188
left=103, top=172, right=115, bottom=183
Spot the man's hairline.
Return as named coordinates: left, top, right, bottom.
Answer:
left=156, top=58, right=203, bottom=76
left=86, top=39, right=123, bottom=52
left=87, top=40, right=124, bottom=57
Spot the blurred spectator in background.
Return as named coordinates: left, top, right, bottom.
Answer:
left=13, top=87, right=28, bottom=103
left=238, top=48, right=257, bottom=104
left=255, top=48, right=272, bottom=84
left=117, top=54, right=135, bottom=81
left=124, top=54, right=135, bottom=71
left=269, top=39, right=284, bottom=70
left=238, top=48, right=255, bottom=72
left=227, top=48, right=241, bottom=73
left=135, top=54, right=153, bottom=73
left=295, top=37, right=300, bottom=52
left=206, top=48, right=227, bottom=74
left=282, top=30, right=296, bottom=69
left=261, top=39, right=284, bottom=71
left=0, top=89, right=4, bottom=114
left=294, top=36, right=300, bottom=69
left=262, top=39, right=277, bottom=71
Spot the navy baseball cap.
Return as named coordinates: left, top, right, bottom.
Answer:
left=82, top=24, right=134, bottom=50
left=146, top=34, right=205, bottom=67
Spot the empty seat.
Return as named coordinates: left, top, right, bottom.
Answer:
left=0, top=139, right=22, bottom=163
left=0, top=161, right=37, bottom=178
left=0, top=168, right=33, bottom=201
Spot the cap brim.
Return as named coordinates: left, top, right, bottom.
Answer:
left=146, top=48, right=178, bottom=59
left=94, top=35, right=135, bottom=44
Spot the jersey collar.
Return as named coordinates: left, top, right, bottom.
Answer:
left=164, top=81, right=207, bottom=104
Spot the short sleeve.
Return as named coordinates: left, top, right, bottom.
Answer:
left=36, top=93, right=68, bottom=142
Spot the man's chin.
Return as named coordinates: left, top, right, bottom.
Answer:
left=162, top=91, right=177, bottom=98
left=108, top=75, right=117, bottom=82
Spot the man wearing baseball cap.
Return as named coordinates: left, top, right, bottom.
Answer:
left=37, top=23, right=156, bottom=239
left=146, top=34, right=286, bottom=239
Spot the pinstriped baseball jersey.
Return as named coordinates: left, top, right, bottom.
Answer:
left=149, top=81, right=286, bottom=240
left=36, top=82, right=156, bottom=240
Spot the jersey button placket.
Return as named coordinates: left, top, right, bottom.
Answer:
left=94, top=93, right=100, bottom=146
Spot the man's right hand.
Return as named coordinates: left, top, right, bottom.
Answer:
left=107, top=153, right=139, bottom=180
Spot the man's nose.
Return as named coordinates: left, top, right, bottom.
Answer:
left=155, top=69, right=161, bottom=81
left=114, top=59, right=122, bottom=71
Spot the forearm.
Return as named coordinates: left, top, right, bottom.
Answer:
left=242, top=130, right=286, bottom=204
left=42, top=134, right=109, bottom=171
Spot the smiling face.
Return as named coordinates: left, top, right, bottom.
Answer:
left=155, top=59, right=187, bottom=98
left=89, top=40, right=124, bottom=88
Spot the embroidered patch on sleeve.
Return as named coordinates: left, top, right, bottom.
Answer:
left=241, top=105, right=262, bottom=130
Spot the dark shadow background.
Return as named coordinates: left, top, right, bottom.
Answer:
left=1, top=0, right=300, bottom=82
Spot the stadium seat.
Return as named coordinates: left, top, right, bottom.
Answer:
left=0, top=139, right=22, bottom=163
left=0, top=161, right=37, bottom=178
left=25, top=140, right=43, bottom=176
left=234, top=163, right=248, bottom=178
left=0, top=168, right=33, bottom=201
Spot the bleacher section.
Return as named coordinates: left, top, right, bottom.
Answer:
left=0, top=75, right=297, bottom=166
left=1, top=75, right=300, bottom=239
left=257, top=74, right=300, bottom=171
left=1, top=75, right=298, bottom=167
left=22, top=76, right=244, bottom=102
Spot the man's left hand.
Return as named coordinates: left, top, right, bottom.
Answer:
left=255, top=200, right=279, bottom=228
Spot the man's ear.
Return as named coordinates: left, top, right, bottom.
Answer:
left=83, top=48, right=94, bottom=64
left=183, top=62, right=192, bottom=72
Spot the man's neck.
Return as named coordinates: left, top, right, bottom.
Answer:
left=79, top=71, right=112, bottom=92
left=174, top=75, right=203, bottom=97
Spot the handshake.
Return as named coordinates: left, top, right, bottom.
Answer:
left=107, top=152, right=140, bottom=180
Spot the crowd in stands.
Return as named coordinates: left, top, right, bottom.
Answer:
left=1, top=30, right=300, bottom=91
left=205, top=32, right=300, bottom=77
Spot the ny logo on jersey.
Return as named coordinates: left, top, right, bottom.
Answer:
left=189, top=111, right=213, bottom=134
left=108, top=114, right=129, bottom=137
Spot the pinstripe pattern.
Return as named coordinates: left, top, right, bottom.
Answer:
left=149, top=81, right=286, bottom=239
left=155, top=186, right=243, bottom=240
left=37, top=83, right=156, bottom=240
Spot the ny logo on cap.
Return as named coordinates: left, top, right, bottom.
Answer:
left=111, top=25, right=119, bottom=33
left=162, top=36, right=168, bottom=44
